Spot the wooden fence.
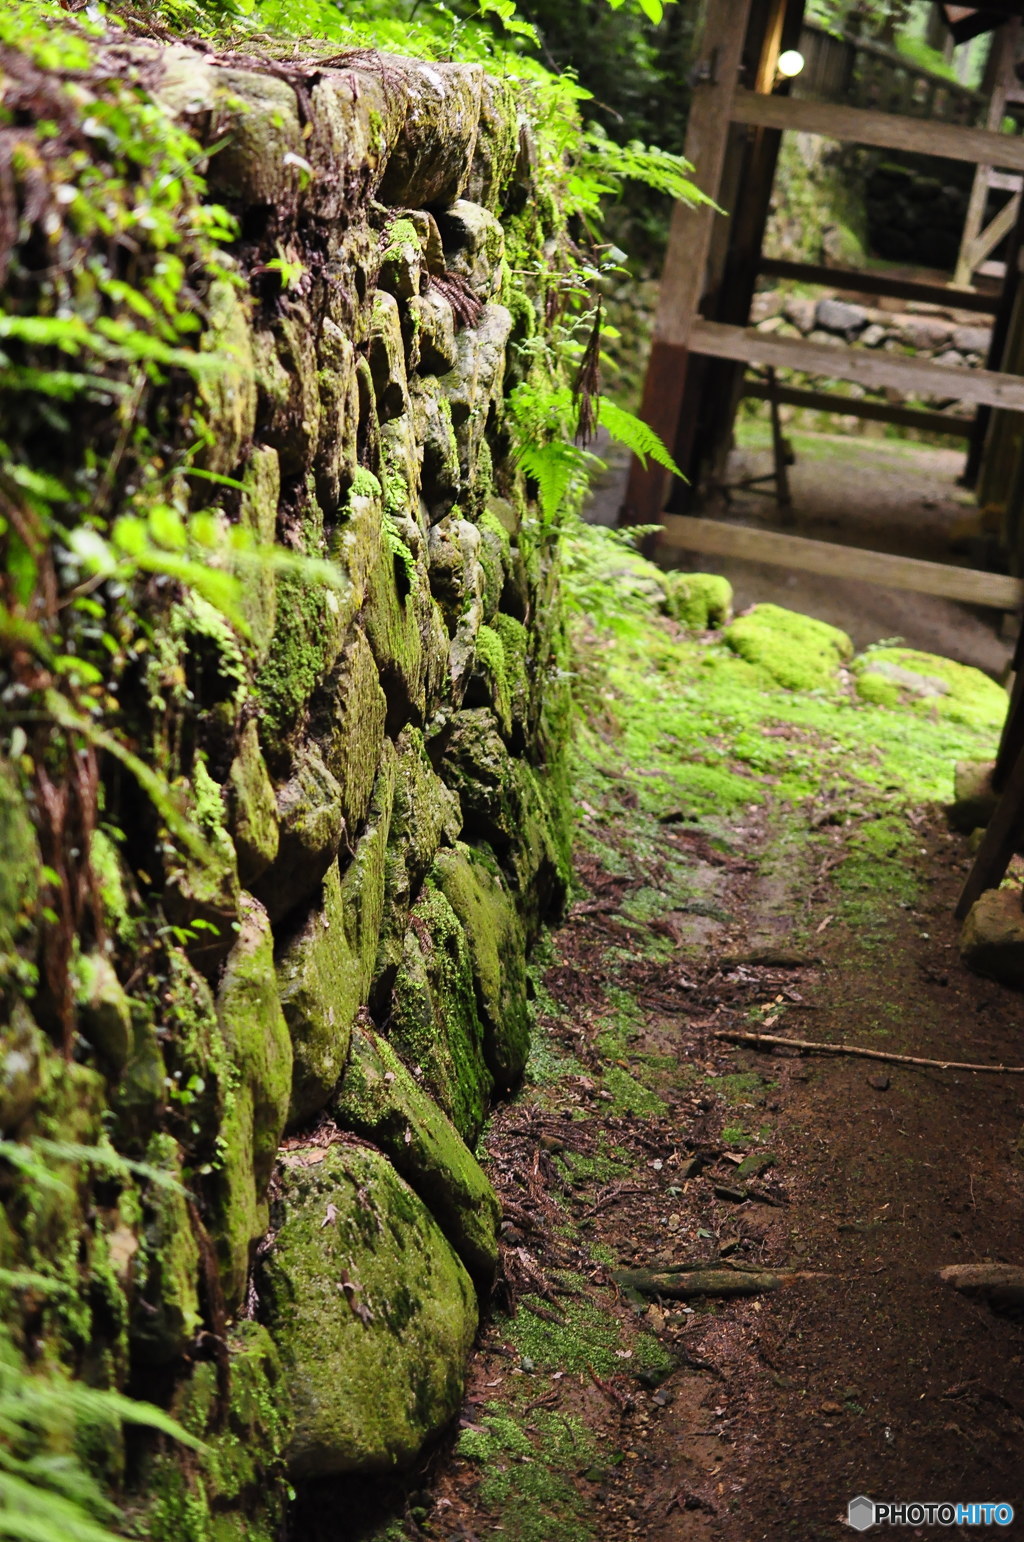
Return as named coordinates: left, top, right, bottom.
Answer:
left=797, top=24, right=985, bottom=126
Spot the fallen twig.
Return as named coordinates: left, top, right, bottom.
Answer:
left=586, top=1363, right=631, bottom=1411
left=611, top=1265, right=808, bottom=1299
left=714, top=1029, right=1024, bottom=1075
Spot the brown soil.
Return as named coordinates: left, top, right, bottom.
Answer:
left=346, top=802, right=1024, bottom=1542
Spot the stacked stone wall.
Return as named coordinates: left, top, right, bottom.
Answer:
left=0, top=35, right=572, bottom=1539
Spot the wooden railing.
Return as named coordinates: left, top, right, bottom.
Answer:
left=797, top=24, right=986, bottom=127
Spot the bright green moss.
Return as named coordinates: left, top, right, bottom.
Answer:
left=852, top=645, right=1007, bottom=735
left=724, top=603, right=853, bottom=692
left=663, top=571, right=733, bottom=631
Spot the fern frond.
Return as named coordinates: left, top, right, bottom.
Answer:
left=598, top=399, right=682, bottom=475
left=516, top=442, right=582, bottom=523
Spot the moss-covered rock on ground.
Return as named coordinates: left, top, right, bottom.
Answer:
left=261, top=1141, right=477, bottom=1477
left=852, top=646, right=1006, bottom=735
left=724, top=603, right=854, bottom=692
left=662, top=571, right=733, bottom=631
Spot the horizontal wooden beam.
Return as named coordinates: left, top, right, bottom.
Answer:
left=691, top=318, right=1024, bottom=411
left=757, top=257, right=1000, bottom=314
left=657, top=516, right=1024, bottom=609
left=731, top=89, right=1024, bottom=172
left=743, top=380, right=974, bottom=435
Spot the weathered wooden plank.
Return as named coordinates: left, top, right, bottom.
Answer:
left=742, top=380, right=973, bottom=435
left=623, top=0, right=752, bottom=523
left=657, top=515, right=1024, bottom=609
left=964, top=192, right=1022, bottom=274
left=757, top=257, right=999, bottom=314
left=691, top=318, right=1024, bottom=411
left=730, top=89, right=1024, bottom=172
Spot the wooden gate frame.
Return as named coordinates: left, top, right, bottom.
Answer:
left=622, top=0, right=1024, bottom=613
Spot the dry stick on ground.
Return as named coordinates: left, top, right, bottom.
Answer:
left=713, top=1029, right=1024, bottom=1075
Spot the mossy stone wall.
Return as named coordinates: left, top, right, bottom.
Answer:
left=0, top=36, right=573, bottom=1539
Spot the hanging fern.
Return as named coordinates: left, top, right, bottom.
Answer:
left=597, top=397, right=681, bottom=474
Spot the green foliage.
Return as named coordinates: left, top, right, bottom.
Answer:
left=0, top=1329, right=203, bottom=1542
left=509, top=380, right=679, bottom=527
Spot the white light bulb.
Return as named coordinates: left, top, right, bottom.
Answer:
left=777, top=49, right=805, bottom=78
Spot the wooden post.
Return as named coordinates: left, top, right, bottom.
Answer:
left=954, top=19, right=1020, bottom=288
left=620, top=0, right=753, bottom=526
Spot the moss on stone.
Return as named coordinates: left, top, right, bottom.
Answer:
left=852, top=646, right=1006, bottom=735
left=333, top=1020, right=499, bottom=1281
left=388, top=884, right=493, bottom=1144
left=226, top=720, right=279, bottom=888
left=476, top=508, right=511, bottom=617
left=472, top=622, right=512, bottom=736
left=441, top=708, right=569, bottom=937
left=724, top=603, right=853, bottom=692
left=431, top=843, right=530, bottom=1089
left=255, top=569, right=336, bottom=744
left=0, top=756, right=41, bottom=995
left=213, top=896, right=292, bottom=1311
left=131, top=1133, right=201, bottom=1366
left=663, top=571, right=733, bottom=631
left=494, top=613, right=530, bottom=739
left=278, top=747, right=394, bottom=1126
left=309, top=626, right=387, bottom=837
left=390, top=727, right=462, bottom=889
left=261, top=1142, right=477, bottom=1476
left=146, top=1320, right=291, bottom=1542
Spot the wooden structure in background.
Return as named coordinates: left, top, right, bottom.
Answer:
left=955, top=18, right=1023, bottom=286
left=623, top=0, right=1024, bottom=611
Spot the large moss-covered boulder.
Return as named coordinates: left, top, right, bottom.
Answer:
left=261, top=1142, right=477, bottom=1476
left=431, top=844, right=530, bottom=1088
left=213, top=897, right=293, bottom=1311
left=277, top=750, right=395, bottom=1126
left=388, top=884, right=493, bottom=1143
left=724, top=603, right=853, bottom=691
left=334, top=1021, right=499, bottom=1280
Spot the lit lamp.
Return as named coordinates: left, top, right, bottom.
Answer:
left=776, top=49, right=805, bottom=81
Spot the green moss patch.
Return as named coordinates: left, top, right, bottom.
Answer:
left=724, top=603, right=853, bottom=692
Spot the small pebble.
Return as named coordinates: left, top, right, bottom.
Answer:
left=868, top=1073, right=891, bottom=1091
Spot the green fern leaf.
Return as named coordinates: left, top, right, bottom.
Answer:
left=598, top=398, right=682, bottom=476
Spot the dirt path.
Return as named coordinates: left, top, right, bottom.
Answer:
left=332, top=522, right=1024, bottom=1542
